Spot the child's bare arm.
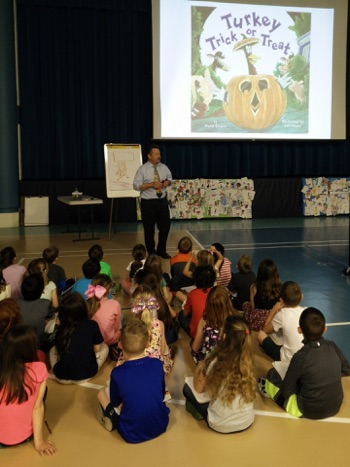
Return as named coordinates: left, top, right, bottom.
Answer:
left=183, top=249, right=196, bottom=279
left=210, top=245, right=223, bottom=271
left=193, top=361, right=206, bottom=393
left=162, top=285, right=172, bottom=304
left=51, top=288, right=59, bottom=309
left=94, top=343, right=102, bottom=353
left=191, top=318, right=205, bottom=352
left=250, top=283, right=257, bottom=309
left=32, top=381, right=57, bottom=456
left=158, top=320, right=166, bottom=355
left=167, top=302, right=177, bottom=318
left=262, top=299, right=284, bottom=334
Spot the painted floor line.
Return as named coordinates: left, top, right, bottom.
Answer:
left=213, top=240, right=347, bottom=248
left=48, top=373, right=104, bottom=390
left=169, top=398, right=186, bottom=406
left=169, top=400, right=350, bottom=423
left=326, top=322, right=350, bottom=327
left=49, top=378, right=350, bottom=424
left=186, top=230, right=205, bottom=250
left=254, top=409, right=350, bottom=424
left=224, top=244, right=347, bottom=250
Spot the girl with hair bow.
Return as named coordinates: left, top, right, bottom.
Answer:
left=116, top=285, right=174, bottom=376
left=86, top=274, right=122, bottom=355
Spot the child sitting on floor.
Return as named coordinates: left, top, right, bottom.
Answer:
left=49, top=292, right=108, bottom=384
left=168, top=236, right=196, bottom=303
left=88, top=244, right=113, bottom=279
left=0, top=246, right=26, bottom=301
left=71, top=258, right=101, bottom=299
left=210, top=243, right=232, bottom=288
left=86, top=274, right=122, bottom=357
left=183, top=315, right=256, bottom=433
left=228, top=255, right=256, bottom=311
left=16, top=274, right=52, bottom=349
left=0, top=325, right=56, bottom=455
left=27, top=258, right=59, bottom=309
left=43, top=246, right=75, bottom=295
left=96, top=319, right=170, bottom=443
left=117, top=285, right=174, bottom=375
left=144, top=254, right=172, bottom=305
left=260, top=307, right=350, bottom=419
left=134, top=269, right=178, bottom=345
left=179, top=265, right=217, bottom=339
left=121, top=243, right=147, bottom=297
left=191, top=285, right=235, bottom=364
left=182, top=248, right=223, bottom=282
left=257, top=281, right=305, bottom=364
left=243, top=258, right=282, bottom=331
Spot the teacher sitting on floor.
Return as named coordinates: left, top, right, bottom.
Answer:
left=133, top=145, right=172, bottom=259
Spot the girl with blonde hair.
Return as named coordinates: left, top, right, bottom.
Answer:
left=183, top=315, right=256, bottom=433
left=117, top=285, right=173, bottom=375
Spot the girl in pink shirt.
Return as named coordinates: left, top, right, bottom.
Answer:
left=0, top=246, right=26, bottom=301
left=0, top=325, right=56, bottom=455
left=86, top=274, right=122, bottom=346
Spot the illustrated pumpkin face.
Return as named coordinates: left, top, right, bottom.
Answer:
left=223, top=74, right=287, bottom=130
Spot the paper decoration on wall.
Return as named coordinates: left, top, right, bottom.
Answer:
left=136, top=178, right=254, bottom=220
left=301, top=177, right=350, bottom=216
left=167, top=178, right=255, bottom=219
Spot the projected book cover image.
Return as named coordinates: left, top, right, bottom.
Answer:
left=191, top=4, right=310, bottom=134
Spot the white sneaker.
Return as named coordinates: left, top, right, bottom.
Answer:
left=164, top=389, right=172, bottom=402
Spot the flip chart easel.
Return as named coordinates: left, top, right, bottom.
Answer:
left=104, top=143, right=142, bottom=239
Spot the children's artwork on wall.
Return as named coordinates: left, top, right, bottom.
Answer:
left=169, top=178, right=255, bottom=219
left=137, top=178, right=255, bottom=220
left=301, top=177, right=350, bottom=216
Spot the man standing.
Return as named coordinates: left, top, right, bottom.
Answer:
left=133, top=145, right=172, bottom=258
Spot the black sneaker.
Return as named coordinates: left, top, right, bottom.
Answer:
left=185, top=400, right=204, bottom=420
left=96, top=404, right=113, bottom=432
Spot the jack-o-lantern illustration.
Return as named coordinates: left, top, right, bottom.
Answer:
left=222, top=35, right=287, bottom=130
left=223, top=74, right=287, bottom=130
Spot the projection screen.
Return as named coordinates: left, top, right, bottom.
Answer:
left=152, top=0, right=348, bottom=140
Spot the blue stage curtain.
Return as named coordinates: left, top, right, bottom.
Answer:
left=17, top=0, right=350, bottom=181
left=17, top=0, right=152, bottom=179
